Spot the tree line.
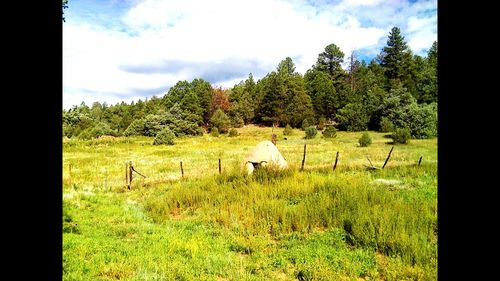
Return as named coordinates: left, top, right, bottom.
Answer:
left=63, top=27, right=437, bottom=140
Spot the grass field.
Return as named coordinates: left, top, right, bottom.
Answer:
left=63, top=125, right=437, bottom=280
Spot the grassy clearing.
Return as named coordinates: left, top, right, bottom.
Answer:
left=63, top=125, right=437, bottom=280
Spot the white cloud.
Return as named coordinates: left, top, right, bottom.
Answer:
left=63, top=0, right=437, bottom=109
left=407, top=15, right=437, bottom=53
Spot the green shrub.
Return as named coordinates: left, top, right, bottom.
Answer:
left=170, top=119, right=204, bottom=137
left=153, top=128, right=175, bottom=145
left=305, top=126, right=318, bottom=139
left=379, top=117, right=394, bottom=132
left=322, top=125, right=337, bottom=138
left=392, top=127, right=410, bottom=144
left=283, top=124, right=293, bottom=136
left=228, top=128, right=239, bottom=137
left=317, top=117, right=326, bottom=130
left=358, top=131, right=372, bottom=147
left=77, top=122, right=115, bottom=140
left=63, top=201, right=80, bottom=234
left=301, top=119, right=310, bottom=131
left=210, top=109, right=231, bottom=133
left=230, top=114, right=244, bottom=128
left=211, top=127, right=219, bottom=137
left=335, top=103, right=369, bottom=131
left=143, top=114, right=165, bottom=137
left=406, top=102, right=437, bottom=139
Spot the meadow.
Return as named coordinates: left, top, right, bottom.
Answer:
left=63, top=125, right=437, bottom=280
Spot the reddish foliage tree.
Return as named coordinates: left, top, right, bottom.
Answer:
left=210, top=87, right=231, bottom=114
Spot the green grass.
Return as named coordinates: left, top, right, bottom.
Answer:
left=63, top=125, right=437, bottom=280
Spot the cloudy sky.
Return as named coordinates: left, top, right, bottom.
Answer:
left=63, top=0, right=437, bottom=109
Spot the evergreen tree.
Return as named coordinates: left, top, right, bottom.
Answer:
left=284, top=77, right=315, bottom=128
left=277, top=57, right=296, bottom=75
left=380, top=26, right=418, bottom=97
left=210, top=109, right=231, bottom=133
left=257, top=72, right=288, bottom=126
left=381, top=27, right=409, bottom=82
left=304, top=69, right=338, bottom=120
left=427, top=41, right=437, bottom=69
left=316, top=43, right=345, bottom=82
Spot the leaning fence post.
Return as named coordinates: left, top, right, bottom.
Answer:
left=333, top=151, right=339, bottom=171
left=180, top=161, right=184, bottom=178
left=301, top=144, right=307, bottom=171
left=382, top=146, right=394, bottom=169
left=418, top=156, right=423, bottom=166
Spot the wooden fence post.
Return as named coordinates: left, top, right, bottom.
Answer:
left=271, top=134, right=277, bottom=145
left=367, top=157, right=375, bottom=169
left=180, top=161, right=184, bottom=178
left=125, top=162, right=129, bottom=188
left=382, top=146, right=394, bottom=169
left=418, top=156, right=423, bottom=166
left=127, top=161, right=133, bottom=189
left=333, top=151, right=339, bottom=171
left=218, top=158, right=221, bottom=174
left=301, top=144, right=307, bottom=171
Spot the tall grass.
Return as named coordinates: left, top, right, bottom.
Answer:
left=143, top=165, right=436, bottom=271
left=63, top=125, right=437, bottom=280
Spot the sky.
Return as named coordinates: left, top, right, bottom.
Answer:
left=63, top=0, right=437, bottom=109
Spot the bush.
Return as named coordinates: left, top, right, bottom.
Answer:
left=301, top=119, right=310, bottom=131
left=228, top=128, right=239, bottom=137
left=169, top=121, right=201, bottom=137
left=210, top=109, right=231, bottom=133
left=283, top=124, right=293, bottom=136
left=153, top=128, right=175, bottom=145
left=335, top=103, right=369, bottom=131
left=211, top=127, right=219, bottom=137
left=322, top=125, right=337, bottom=138
left=406, top=102, right=437, bottom=139
left=143, top=114, right=165, bottom=137
left=392, top=127, right=410, bottom=144
left=230, top=114, right=244, bottom=128
left=63, top=201, right=80, bottom=234
left=358, top=131, right=372, bottom=147
left=305, top=126, right=318, bottom=139
left=379, top=117, right=394, bottom=132
left=77, top=122, right=115, bottom=140
left=317, top=117, right=326, bottom=130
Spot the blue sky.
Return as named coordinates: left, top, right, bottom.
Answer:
left=63, top=0, right=437, bottom=109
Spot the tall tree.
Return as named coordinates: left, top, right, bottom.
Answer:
left=210, top=87, right=230, bottom=114
left=316, top=43, right=345, bottom=82
left=347, top=51, right=362, bottom=92
left=229, top=77, right=256, bottom=124
left=191, top=78, right=213, bottom=123
left=257, top=72, right=288, bottom=126
left=380, top=27, right=409, bottom=82
left=277, top=57, right=296, bottom=75
left=427, top=41, right=437, bottom=69
left=284, top=77, right=315, bottom=128
left=304, top=68, right=338, bottom=120
left=161, top=79, right=213, bottom=124
left=380, top=27, right=420, bottom=99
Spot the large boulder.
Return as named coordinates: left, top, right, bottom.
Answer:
left=244, top=141, right=288, bottom=175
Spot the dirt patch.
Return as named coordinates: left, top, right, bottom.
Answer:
left=373, top=179, right=402, bottom=186
left=170, top=207, right=182, bottom=220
